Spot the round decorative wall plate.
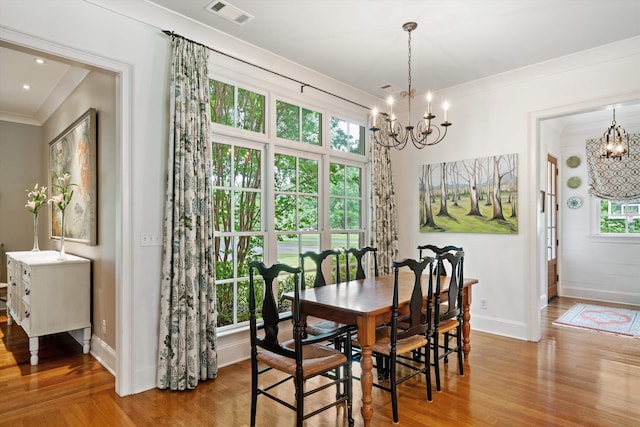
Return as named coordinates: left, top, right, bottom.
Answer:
left=567, top=196, right=583, bottom=209
left=566, top=156, right=581, bottom=168
left=567, top=176, right=582, bottom=189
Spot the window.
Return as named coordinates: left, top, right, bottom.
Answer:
left=276, top=100, right=322, bottom=145
left=598, top=200, right=640, bottom=234
left=211, top=77, right=368, bottom=330
left=330, top=117, right=365, bottom=154
left=213, top=142, right=265, bottom=327
left=210, top=79, right=265, bottom=133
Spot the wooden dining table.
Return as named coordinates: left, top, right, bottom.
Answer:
left=284, top=271, right=478, bottom=426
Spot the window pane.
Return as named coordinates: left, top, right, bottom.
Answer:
left=213, top=143, right=232, bottom=187
left=234, top=191, right=261, bottom=231
left=329, top=197, right=345, bottom=229
left=275, top=194, right=296, bottom=230
left=237, top=280, right=253, bottom=323
left=277, top=234, right=299, bottom=265
left=237, top=88, right=265, bottom=133
left=234, top=147, right=261, bottom=189
left=274, top=154, right=296, bottom=192
left=215, top=236, right=234, bottom=280
left=236, top=236, right=263, bottom=277
left=298, top=158, right=318, bottom=194
left=629, top=218, right=640, bottom=233
left=210, top=80, right=234, bottom=126
left=299, top=196, right=318, bottom=230
left=214, top=189, right=231, bottom=232
left=302, top=108, right=321, bottom=145
left=330, top=163, right=345, bottom=196
left=330, top=117, right=364, bottom=154
left=216, top=282, right=234, bottom=327
left=276, top=101, right=300, bottom=141
left=600, top=217, right=626, bottom=233
left=347, top=199, right=361, bottom=229
left=331, top=233, right=348, bottom=249
left=346, top=166, right=361, bottom=196
left=301, top=234, right=320, bottom=254
left=277, top=273, right=296, bottom=312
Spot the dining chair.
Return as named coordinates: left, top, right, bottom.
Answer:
left=298, top=249, right=346, bottom=335
left=248, top=261, right=354, bottom=427
left=432, top=250, right=465, bottom=392
left=345, top=246, right=379, bottom=282
left=417, top=244, right=463, bottom=276
left=364, top=256, right=435, bottom=423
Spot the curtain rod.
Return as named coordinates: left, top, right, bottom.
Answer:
left=163, top=30, right=371, bottom=111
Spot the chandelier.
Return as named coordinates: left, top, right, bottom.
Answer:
left=599, top=109, right=629, bottom=160
left=370, top=22, right=452, bottom=150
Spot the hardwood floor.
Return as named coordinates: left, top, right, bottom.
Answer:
left=1, top=297, right=639, bottom=426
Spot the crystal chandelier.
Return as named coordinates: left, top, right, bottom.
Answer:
left=599, top=109, right=629, bottom=160
left=370, top=22, right=452, bottom=150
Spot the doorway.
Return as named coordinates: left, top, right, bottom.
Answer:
left=546, top=154, right=559, bottom=302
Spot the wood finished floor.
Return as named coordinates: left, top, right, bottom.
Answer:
left=1, top=297, right=639, bottom=426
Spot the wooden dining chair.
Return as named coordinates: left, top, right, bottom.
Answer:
left=248, top=261, right=354, bottom=427
left=418, top=244, right=463, bottom=276
left=345, top=246, right=378, bottom=282
left=432, top=250, right=465, bottom=392
left=365, top=256, right=435, bottom=423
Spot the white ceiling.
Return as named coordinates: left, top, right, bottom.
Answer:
left=1, top=0, right=639, bottom=127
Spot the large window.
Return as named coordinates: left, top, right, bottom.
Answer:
left=211, top=83, right=368, bottom=330
left=598, top=200, right=640, bottom=234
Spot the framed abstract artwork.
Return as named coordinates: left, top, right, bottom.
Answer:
left=49, top=108, right=98, bottom=245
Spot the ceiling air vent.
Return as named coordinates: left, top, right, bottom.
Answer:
left=206, top=1, right=254, bottom=26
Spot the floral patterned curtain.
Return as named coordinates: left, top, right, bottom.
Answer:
left=157, top=36, right=217, bottom=390
left=370, top=116, right=399, bottom=275
left=586, top=134, right=640, bottom=201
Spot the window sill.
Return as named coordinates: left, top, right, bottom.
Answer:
left=589, top=234, right=640, bottom=244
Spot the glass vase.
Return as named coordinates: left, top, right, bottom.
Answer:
left=31, top=213, right=40, bottom=251
left=58, top=210, right=66, bottom=261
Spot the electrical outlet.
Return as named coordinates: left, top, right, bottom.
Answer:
left=480, top=299, right=488, bottom=310
left=141, top=233, right=162, bottom=246
left=102, top=319, right=107, bottom=334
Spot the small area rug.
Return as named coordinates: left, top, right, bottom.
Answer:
left=553, top=303, right=640, bottom=337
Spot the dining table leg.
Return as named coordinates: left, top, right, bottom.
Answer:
left=462, top=285, right=472, bottom=359
left=356, top=316, right=376, bottom=426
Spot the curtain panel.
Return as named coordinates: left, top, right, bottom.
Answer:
left=370, top=124, right=399, bottom=275
left=157, top=36, right=218, bottom=390
left=586, top=134, right=640, bottom=201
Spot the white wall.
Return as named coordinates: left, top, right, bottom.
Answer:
left=558, top=122, right=640, bottom=305
left=0, top=121, right=42, bottom=254
left=391, top=37, right=640, bottom=340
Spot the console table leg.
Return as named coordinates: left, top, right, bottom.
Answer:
left=29, top=336, right=39, bottom=365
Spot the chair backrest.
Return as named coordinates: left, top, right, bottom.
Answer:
left=248, top=261, right=301, bottom=359
left=300, top=249, right=341, bottom=288
left=417, top=244, right=463, bottom=276
left=391, top=256, right=435, bottom=343
left=434, top=251, right=464, bottom=322
left=345, top=246, right=378, bottom=282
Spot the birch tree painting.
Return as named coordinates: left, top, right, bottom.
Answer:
left=419, top=153, right=518, bottom=234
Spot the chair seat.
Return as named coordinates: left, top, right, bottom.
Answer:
left=437, top=318, right=459, bottom=335
left=258, top=341, right=347, bottom=378
left=305, top=319, right=345, bottom=336
left=353, top=327, right=428, bottom=356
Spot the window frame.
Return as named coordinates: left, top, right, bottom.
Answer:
left=209, top=68, right=370, bottom=332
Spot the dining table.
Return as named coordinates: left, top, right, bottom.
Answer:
left=284, top=271, right=478, bottom=427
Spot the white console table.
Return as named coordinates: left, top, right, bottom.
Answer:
left=6, top=250, right=91, bottom=365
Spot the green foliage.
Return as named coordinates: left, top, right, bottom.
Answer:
left=330, top=117, right=364, bottom=154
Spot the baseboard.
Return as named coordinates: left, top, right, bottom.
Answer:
left=470, top=313, right=528, bottom=340
left=90, top=334, right=116, bottom=376
left=562, top=285, right=640, bottom=306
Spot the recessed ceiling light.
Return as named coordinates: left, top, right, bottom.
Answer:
left=22, top=84, right=31, bottom=90
left=35, top=58, right=45, bottom=65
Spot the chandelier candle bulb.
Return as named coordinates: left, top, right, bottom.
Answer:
left=443, top=101, right=449, bottom=122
